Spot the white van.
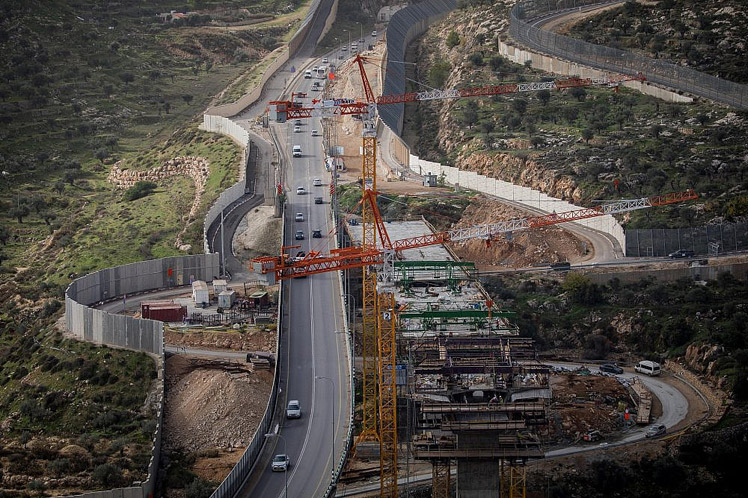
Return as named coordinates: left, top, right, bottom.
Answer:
left=304, top=70, right=312, bottom=79
left=635, top=360, right=661, bottom=376
left=292, top=145, right=302, bottom=157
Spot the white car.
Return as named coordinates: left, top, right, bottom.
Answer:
left=313, top=178, right=322, bottom=186
left=293, top=125, right=301, bottom=133
left=372, top=30, right=377, bottom=37
left=272, top=454, right=289, bottom=472
left=295, top=212, right=304, bottom=222
left=286, top=400, right=301, bottom=419
left=311, top=129, right=320, bottom=137
left=296, top=186, right=306, bottom=195
left=322, top=57, right=329, bottom=64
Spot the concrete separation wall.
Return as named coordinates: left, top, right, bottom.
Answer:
left=63, top=255, right=215, bottom=497
left=582, top=261, right=748, bottom=286
left=407, top=155, right=626, bottom=250
left=509, top=0, right=748, bottom=109
left=497, top=38, right=693, bottom=104
left=380, top=0, right=457, bottom=134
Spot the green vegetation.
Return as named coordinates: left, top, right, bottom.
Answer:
left=0, top=0, right=295, bottom=493
left=567, top=0, right=748, bottom=83
left=123, top=181, right=158, bottom=202
left=485, top=271, right=748, bottom=399
left=404, top=4, right=748, bottom=229
left=336, top=184, right=475, bottom=231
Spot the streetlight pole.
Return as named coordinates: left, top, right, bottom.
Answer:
left=264, top=433, right=288, bottom=498
left=316, top=376, right=335, bottom=482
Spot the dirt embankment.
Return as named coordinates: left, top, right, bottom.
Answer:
left=163, top=355, right=273, bottom=484
left=448, top=197, right=587, bottom=268
left=165, top=328, right=276, bottom=353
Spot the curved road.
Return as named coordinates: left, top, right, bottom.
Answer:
left=237, top=53, right=353, bottom=498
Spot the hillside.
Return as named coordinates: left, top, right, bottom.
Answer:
left=402, top=2, right=748, bottom=230
left=0, top=1, right=299, bottom=495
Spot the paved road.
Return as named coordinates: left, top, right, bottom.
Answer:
left=544, top=362, right=689, bottom=457
left=238, top=56, right=352, bottom=498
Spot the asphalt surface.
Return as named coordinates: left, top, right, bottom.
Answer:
left=237, top=50, right=353, bottom=498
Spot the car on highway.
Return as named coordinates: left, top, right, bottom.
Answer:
left=314, top=196, right=323, bottom=204
left=311, top=129, right=320, bottom=136
left=599, top=363, right=623, bottom=374
left=583, top=430, right=602, bottom=442
left=322, top=57, right=329, bottom=64
left=294, top=125, right=301, bottom=133
left=295, top=230, right=304, bottom=240
left=313, top=178, right=322, bottom=186
left=668, top=249, right=695, bottom=258
left=296, top=186, right=306, bottom=195
left=271, top=454, right=290, bottom=472
left=312, top=229, right=322, bottom=238
left=293, top=250, right=306, bottom=262
left=292, top=145, right=302, bottom=157
left=294, top=119, right=301, bottom=125
left=645, top=423, right=666, bottom=438
left=295, top=212, right=304, bottom=222
left=341, top=45, right=347, bottom=51
left=286, top=400, right=301, bottom=419
left=372, top=30, right=377, bottom=37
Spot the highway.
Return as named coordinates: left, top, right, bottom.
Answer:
left=238, top=54, right=352, bottom=498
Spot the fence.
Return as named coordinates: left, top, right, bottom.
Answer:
left=408, top=155, right=626, bottom=251
left=208, top=207, right=284, bottom=498
left=510, top=0, right=748, bottom=109
left=625, top=222, right=748, bottom=257
left=379, top=0, right=457, bottom=134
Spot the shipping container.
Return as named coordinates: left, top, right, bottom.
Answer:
left=141, top=302, right=187, bottom=322
left=248, top=291, right=269, bottom=308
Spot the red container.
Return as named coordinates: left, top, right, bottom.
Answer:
left=141, top=302, right=187, bottom=322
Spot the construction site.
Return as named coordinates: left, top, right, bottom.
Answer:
left=249, top=44, right=699, bottom=495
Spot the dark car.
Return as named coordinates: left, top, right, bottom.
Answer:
left=312, top=229, right=322, bottom=238
left=295, top=230, right=304, bottom=240
left=599, top=363, right=624, bottom=374
left=668, top=249, right=695, bottom=259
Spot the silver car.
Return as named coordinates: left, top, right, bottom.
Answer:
left=272, top=454, right=289, bottom=472
left=645, top=424, right=666, bottom=438
left=286, top=400, right=301, bottom=419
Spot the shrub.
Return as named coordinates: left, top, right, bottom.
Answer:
left=92, top=463, right=124, bottom=487
left=446, top=30, right=459, bottom=49
left=123, top=181, right=157, bottom=201
left=185, top=478, right=216, bottom=498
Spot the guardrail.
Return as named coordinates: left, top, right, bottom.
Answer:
left=510, top=0, right=748, bottom=109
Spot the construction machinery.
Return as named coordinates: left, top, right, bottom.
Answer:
left=256, top=55, right=692, bottom=497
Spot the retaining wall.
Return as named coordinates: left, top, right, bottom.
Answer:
left=407, top=155, right=626, bottom=250
left=379, top=0, right=457, bottom=134
left=664, top=360, right=730, bottom=427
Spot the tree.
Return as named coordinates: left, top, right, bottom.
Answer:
left=468, top=52, right=484, bottom=67
left=9, top=204, right=30, bottom=223
left=446, top=30, right=460, bottom=49
left=95, top=148, right=109, bottom=163
left=182, top=94, right=194, bottom=104
left=64, top=169, right=80, bottom=186
left=92, top=464, right=124, bottom=487
left=29, top=195, right=46, bottom=214
left=0, top=225, right=9, bottom=245
left=489, top=56, right=504, bottom=72
left=480, top=120, right=495, bottom=136
left=512, top=98, right=527, bottom=115
left=537, top=89, right=551, bottom=105
left=650, top=124, right=663, bottom=138
left=54, top=181, right=65, bottom=195
left=163, top=101, right=171, bottom=114
left=462, top=101, right=478, bottom=129
left=570, top=87, right=587, bottom=102
left=41, top=211, right=57, bottom=226
left=120, top=71, right=134, bottom=86
left=204, top=60, right=213, bottom=72
left=428, top=61, right=451, bottom=88
left=581, top=128, right=594, bottom=143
